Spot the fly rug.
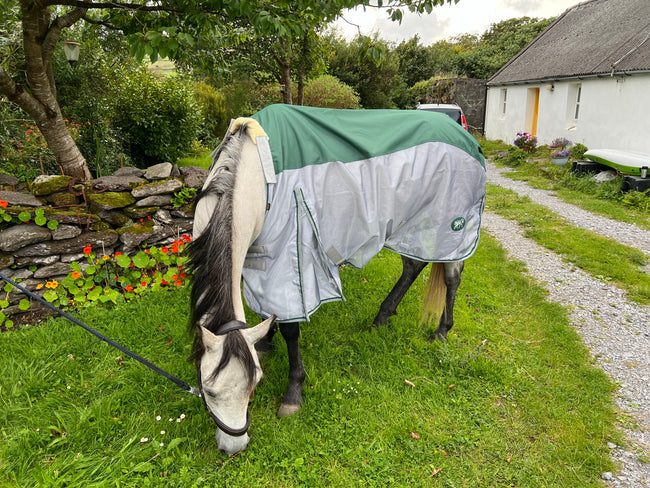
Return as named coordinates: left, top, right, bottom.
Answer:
left=187, top=104, right=486, bottom=455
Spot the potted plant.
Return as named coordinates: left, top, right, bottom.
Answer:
left=549, top=137, right=573, bottom=166
left=514, top=131, right=537, bottom=152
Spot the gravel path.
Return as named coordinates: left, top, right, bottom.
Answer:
left=483, top=161, right=650, bottom=487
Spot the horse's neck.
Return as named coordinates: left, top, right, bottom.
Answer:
left=230, top=138, right=267, bottom=321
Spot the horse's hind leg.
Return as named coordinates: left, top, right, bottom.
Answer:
left=255, top=323, right=277, bottom=353
left=373, top=256, right=428, bottom=325
left=430, top=261, right=465, bottom=342
left=277, top=322, right=306, bottom=418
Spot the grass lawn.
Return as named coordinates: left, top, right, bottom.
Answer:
left=486, top=184, right=650, bottom=305
left=0, top=235, right=618, bottom=487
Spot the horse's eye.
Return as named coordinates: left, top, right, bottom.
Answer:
left=204, top=389, right=218, bottom=399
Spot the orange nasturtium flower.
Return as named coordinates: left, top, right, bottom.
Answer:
left=102, top=255, right=110, bottom=261
left=83, top=245, right=92, bottom=255
left=0, top=200, right=8, bottom=208
left=125, top=285, right=133, bottom=292
left=71, top=271, right=81, bottom=279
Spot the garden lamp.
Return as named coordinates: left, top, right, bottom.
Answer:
left=62, top=40, right=81, bottom=68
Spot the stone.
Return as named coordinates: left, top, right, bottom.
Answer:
left=15, top=229, right=119, bottom=257
left=124, top=206, right=159, bottom=219
left=0, top=253, right=15, bottom=269
left=131, top=178, right=183, bottom=198
left=181, top=166, right=208, bottom=188
left=15, top=255, right=59, bottom=267
left=0, top=190, right=43, bottom=207
left=33, top=262, right=72, bottom=279
left=32, top=175, right=74, bottom=196
left=153, top=209, right=174, bottom=224
left=61, top=252, right=86, bottom=263
left=118, top=223, right=155, bottom=248
left=137, top=195, right=173, bottom=207
left=170, top=208, right=194, bottom=219
left=91, top=175, right=145, bottom=192
left=144, top=162, right=173, bottom=180
left=0, top=224, right=52, bottom=252
left=51, top=224, right=82, bottom=241
left=41, top=208, right=100, bottom=226
left=47, top=191, right=79, bottom=206
left=592, top=170, right=617, bottom=183
left=601, top=472, right=614, bottom=481
left=9, top=268, right=34, bottom=280
left=0, top=174, right=20, bottom=187
left=96, top=210, right=131, bottom=228
left=112, top=166, right=145, bottom=178
left=86, top=191, right=136, bottom=211
left=171, top=164, right=181, bottom=177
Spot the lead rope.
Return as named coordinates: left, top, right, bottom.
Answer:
left=0, top=271, right=201, bottom=398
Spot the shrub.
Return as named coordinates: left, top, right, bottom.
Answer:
left=194, top=81, right=229, bottom=145
left=302, top=75, right=361, bottom=109
left=570, top=143, right=588, bottom=160
left=0, top=100, right=60, bottom=181
left=218, top=79, right=283, bottom=120
left=110, top=67, right=202, bottom=168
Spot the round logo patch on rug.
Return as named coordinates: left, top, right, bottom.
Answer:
left=451, top=217, right=466, bottom=231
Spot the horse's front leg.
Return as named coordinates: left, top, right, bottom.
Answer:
left=277, top=322, right=306, bottom=417
left=430, top=261, right=464, bottom=341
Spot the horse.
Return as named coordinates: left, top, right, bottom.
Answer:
left=186, top=104, right=486, bottom=455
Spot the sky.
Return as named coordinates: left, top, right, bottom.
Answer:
left=330, top=0, right=581, bottom=45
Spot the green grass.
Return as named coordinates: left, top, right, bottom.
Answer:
left=486, top=184, right=650, bottom=304
left=0, top=237, right=618, bottom=487
left=177, top=149, right=212, bottom=169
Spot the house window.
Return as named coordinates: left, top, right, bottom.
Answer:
left=500, top=88, right=507, bottom=115
left=566, top=83, right=582, bottom=127
left=574, top=84, right=582, bottom=119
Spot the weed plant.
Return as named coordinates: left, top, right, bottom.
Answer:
left=0, top=240, right=618, bottom=487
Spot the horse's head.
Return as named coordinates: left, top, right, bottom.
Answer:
left=198, top=316, right=275, bottom=455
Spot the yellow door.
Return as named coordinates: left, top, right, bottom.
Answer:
left=525, top=87, right=540, bottom=135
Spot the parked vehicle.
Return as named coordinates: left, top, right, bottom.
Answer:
left=416, top=103, right=468, bottom=130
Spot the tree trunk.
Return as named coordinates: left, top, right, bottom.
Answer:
left=280, top=63, right=293, bottom=105
left=0, top=2, right=93, bottom=181
left=297, top=70, right=305, bottom=106
left=40, top=114, right=92, bottom=180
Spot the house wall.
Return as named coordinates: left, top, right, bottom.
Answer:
left=485, top=73, right=650, bottom=154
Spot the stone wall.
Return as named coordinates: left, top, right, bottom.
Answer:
left=415, top=77, right=487, bottom=133
left=0, top=163, right=207, bottom=320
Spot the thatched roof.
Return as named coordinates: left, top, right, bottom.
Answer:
left=488, top=0, right=650, bottom=85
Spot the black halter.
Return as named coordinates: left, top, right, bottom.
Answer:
left=198, top=320, right=251, bottom=437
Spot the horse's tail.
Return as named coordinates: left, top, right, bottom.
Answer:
left=422, top=262, right=446, bottom=324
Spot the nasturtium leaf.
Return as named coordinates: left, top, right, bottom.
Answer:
left=43, top=290, right=58, bottom=302
left=133, top=252, right=150, bottom=269
left=18, top=211, right=30, bottom=222
left=18, top=299, right=30, bottom=311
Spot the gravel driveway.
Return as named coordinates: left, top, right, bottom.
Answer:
left=484, top=161, right=650, bottom=487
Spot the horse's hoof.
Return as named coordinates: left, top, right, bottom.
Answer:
left=277, top=403, right=301, bottom=418
left=429, top=331, right=448, bottom=342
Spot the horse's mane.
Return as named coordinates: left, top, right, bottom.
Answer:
left=185, top=130, right=256, bottom=389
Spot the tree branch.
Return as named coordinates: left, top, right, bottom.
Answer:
left=43, top=0, right=195, bottom=14
left=43, top=8, right=88, bottom=61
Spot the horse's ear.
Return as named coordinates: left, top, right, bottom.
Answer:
left=201, top=326, right=225, bottom=351
left=242, top=315, right=276, bottom=345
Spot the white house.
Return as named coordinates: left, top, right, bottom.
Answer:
left=484, top=0, right=650, bottom=153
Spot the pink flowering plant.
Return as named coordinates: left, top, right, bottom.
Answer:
left=513, top=131, right=537, bottom=152
left=549, top=137, right=573, bottom=158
